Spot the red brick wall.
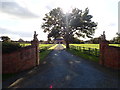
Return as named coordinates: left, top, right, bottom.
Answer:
left=100, top=41, right=120, bottom=70
left=2, top=45, right=37, bottom=74
left=104, top=46, right=120, bottom=69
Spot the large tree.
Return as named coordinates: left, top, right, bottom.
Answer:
left=41, top=7, right=97, bottom=48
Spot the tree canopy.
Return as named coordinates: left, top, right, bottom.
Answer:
left=41, top=7, right=97, bottom=48
left=0, top=36, right=11, bottom=42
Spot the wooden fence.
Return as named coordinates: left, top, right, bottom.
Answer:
left=70, top=45, right=100, bottom=57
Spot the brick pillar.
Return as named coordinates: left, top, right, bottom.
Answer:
left=99, top=40, right=109, bottom=65
left=31, top=31, right=39, bottom=66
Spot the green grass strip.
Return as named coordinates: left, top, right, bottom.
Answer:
left=40, top=50, right=52, bottom=62
left=66, top=49, right=99, bottom=63
left=40, top=44, right=58, bottom=62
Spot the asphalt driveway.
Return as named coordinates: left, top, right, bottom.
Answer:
left=3, top=44, right=119, bottom=88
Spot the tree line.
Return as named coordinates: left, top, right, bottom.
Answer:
left=1, top=32, right=120, bottom=44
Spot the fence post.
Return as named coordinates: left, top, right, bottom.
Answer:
left=77, top=46, right=79, bottom=50
left=99, top=40, right=109, bottom=65
left=79, top=46, right=81, bottom=51
left=95, top=49, right=97, bottom=56
left=75, top=46, right=77, bottom=50
left=23, top=43, right=25, bottom=47
left=83, top=47, right=85, bottom=53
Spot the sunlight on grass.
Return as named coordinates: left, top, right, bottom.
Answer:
left=70, top=44, right=99, bottom=49
left=20, top=43, right=31, bottom=47
left=48, top=44, right=58, bottom=50
left=62, top=44, right=66, bottom=48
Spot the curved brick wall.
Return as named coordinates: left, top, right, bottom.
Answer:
left=2, top=45, right=37, bottom=74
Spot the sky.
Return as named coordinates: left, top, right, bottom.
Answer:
left=0, top=0, right=119, bottom=41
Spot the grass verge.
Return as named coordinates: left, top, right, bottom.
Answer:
left=66, top=49, right=99, bottom=63
left=2, top=73, right=17, bottom=81
left=40, top=50, right=52, bottom=62
left=40, top=44, right=58, bottom=62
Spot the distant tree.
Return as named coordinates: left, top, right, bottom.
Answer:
left=110, top=33, right=120, bottom=44
left=0, top=36, right=10, bottom=42
left=89, top=37, right=100, bottom=44
left=39, top=40, right=45, bottom=44
left=114, top=33, right=120, bottom=43
left=2, top=42, right=21, bottom=54
left=40, top=40, right=44, bottom=42
left=47, top=38, right=53, bottom=43
left=42, top=7, right=97, bottom=48
left=70, top=37, right=84, bottom=44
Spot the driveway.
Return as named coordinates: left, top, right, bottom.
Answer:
left=3, top=44, right=119, bottom=88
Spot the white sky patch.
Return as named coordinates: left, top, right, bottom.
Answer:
left=0, top=0, right=119, bottom=41
left=119, top=1, right=120, bottom=33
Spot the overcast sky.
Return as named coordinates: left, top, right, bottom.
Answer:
left=0, top=0, right=119, bottom=41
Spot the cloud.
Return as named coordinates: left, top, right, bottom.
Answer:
left=45, top=5, right=53, bottom=11
left=0, top=27, right=32, bottom=37
left=0, top=1, right=39, bottom=18
left=108, top=23, right=116, bottom=27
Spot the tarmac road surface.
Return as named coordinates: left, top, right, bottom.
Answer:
left=3, top=44, right=119, bottom=88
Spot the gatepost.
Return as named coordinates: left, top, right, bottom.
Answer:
left=99, top=31, right=109, bottom=65
left=99, top=40, right=109, bottom=65
left=31, top=31, right=40, bottom=66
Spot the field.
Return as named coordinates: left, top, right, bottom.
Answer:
left=20, top=43, right=120, bottom=49
left=19, top=43, right=57, bottom=61
left=67, top=44, right=120, bottom=63
left=39, top=44, right=54, bottom=49
left=70, top=44, right=120, bottom=49
left=19, top=43, right=31, bottom=47
left=20, top=43, right=54, bottom=49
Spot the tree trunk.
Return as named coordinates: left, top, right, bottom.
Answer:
left=66, top=41, right=69, bottom=49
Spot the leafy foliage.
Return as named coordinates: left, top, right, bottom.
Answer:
left=70, top=37, right=84, bottom=44
left=0, top=36, right=10, bottom=42
left=42, top=7, right=97, bottom=48
left=87, top=37, right=100, bottom=44
left=110, top=33, right=120, bottom=44
left=2, top=42, right=21, bottom=54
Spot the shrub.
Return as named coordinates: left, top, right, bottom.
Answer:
left=2, top=42, right=21, bottom=54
